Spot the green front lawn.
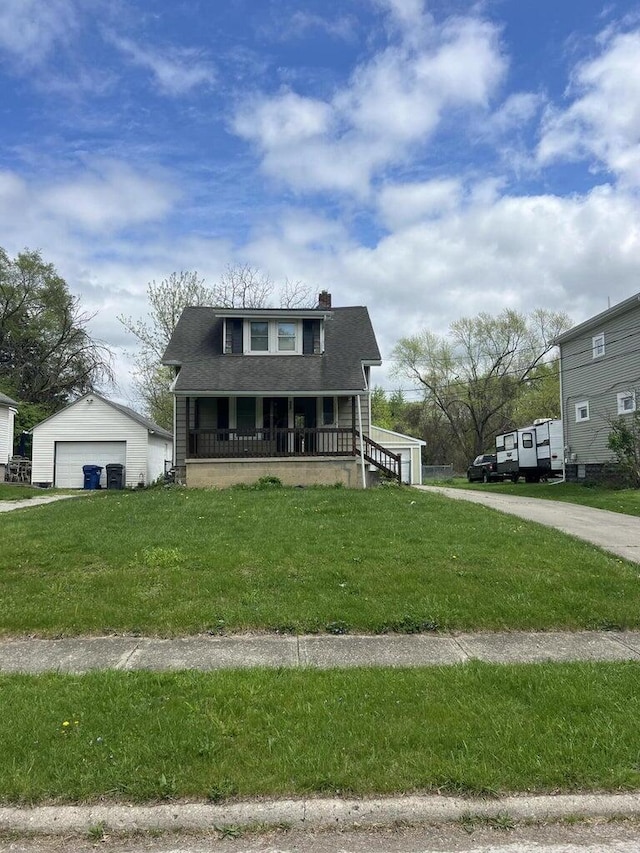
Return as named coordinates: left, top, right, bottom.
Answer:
left=427, top=479, right=640, bottom=516
left=0, top=483, right=57, bottom=501
left=3, top=662, right=640, bottom=803
left=1, top=486, right=639, bottom=636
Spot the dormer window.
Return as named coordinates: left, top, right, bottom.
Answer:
left=277, top=322, right=296, bottom=352
left=223, top=314, right=324, bottom=354
left=246, top=319, right=300, bottom=354
left=250, top=321, right=269, bottom=352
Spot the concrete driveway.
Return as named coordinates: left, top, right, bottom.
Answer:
left=414, top=485, right=640, bottom=564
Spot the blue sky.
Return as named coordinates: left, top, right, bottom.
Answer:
left=1, top=0, right=640, bottom=403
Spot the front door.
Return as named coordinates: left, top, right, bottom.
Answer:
left=263, top=397, right=289, bottom=452
left=294, top=397, right=317, bottom=452
left=518, top=430, right=538, bottom=469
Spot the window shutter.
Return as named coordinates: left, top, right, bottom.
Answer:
left=303, top=319, right=321, bottom=354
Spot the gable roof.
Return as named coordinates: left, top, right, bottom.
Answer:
left=162, top=306, right=382, bottom=394
left=555, top=292, right=640, bottom=344
left=0, top=391, right=18, bottom=407
left=31, top=392, right=173, bottom=439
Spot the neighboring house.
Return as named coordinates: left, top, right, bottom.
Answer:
left=0, top=390, right=18, bottom=482
left=31, top=392, right=173, bottom=488
left=556, top=291, right=640, bottom=481
left=369, top=425, right=425, bottom=485
left=161, top=292, right=401, bottom=488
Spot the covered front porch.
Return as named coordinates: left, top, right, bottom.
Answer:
left=174, top=394, right=400, bottom=486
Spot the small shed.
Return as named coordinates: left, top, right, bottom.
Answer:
left=31, top=393, right=173, bottom=488
left=0, top=390, right=18, bottom=481
left=370, top=425, right=426, bottom=485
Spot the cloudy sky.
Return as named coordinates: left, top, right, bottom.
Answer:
left=1, top=0, right=640, bottom=404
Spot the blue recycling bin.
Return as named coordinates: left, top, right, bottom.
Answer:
left=82, top=464, right=103, bottom=490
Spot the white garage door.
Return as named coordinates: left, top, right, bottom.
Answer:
left=54, top=441, right=126, bottom=488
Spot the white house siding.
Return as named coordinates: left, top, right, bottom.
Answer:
left=32, top=395, right=150, bottom=488
left=147, top=434, right=173, bottom=485
left=0, top=405, right=15, bottom=465
left=560, top=300, right=640, bottom=466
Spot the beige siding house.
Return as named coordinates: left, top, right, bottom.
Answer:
left=556, top=292, right=640, bottom=480
left=0, top=391, right=18, bottom=481
left=31, top=393, right=172, bottom=488
left=163, top=293, right=400, bottom=488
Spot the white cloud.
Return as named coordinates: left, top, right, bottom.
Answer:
left=378, top=178, right=462, bottom=228
left=108, top=34, right=215, bottom=96
left=0, top=0, right=78, bottom=68
left=234, top=91, right=332, bottom=147
left=237, top=181, right=640, bottom=394
left=283, top=11, right=357, bottom=42
left=41, top=161, right=178, bottom=233
left=489, top=91, right=544, bottom=135
left=0, top=161, right=179, bottom=254
left=538, top=28, right=640, bottom=186
left=233, top=9, right=506, bottom=196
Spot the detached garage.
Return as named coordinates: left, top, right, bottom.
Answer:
left=370, top=425, right=425, bottom=485
left=31, top=393, right=173, bottom=489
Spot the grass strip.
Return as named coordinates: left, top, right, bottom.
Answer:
left=2, top=487, right=639, bottom=636
left=427, top=479, right=640, bottom=517
left=3, top=662, right=640, bottom=804
left=0, top=484, right=55, bottom=501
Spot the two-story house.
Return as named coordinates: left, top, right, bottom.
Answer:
left=162, top=292, right=403, bottom=488
left=556, top=291, right=640, bottom=481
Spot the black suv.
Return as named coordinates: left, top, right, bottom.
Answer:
left=466, top=454, right=503, bottom=483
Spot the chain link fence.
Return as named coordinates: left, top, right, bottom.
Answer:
left=421, top=464, right=455, bottom=481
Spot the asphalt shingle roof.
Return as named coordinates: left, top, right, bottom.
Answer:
left=162, top=306, right=381, bottom=394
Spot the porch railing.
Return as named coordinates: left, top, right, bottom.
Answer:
left=189, top=428, right=356, bottom=459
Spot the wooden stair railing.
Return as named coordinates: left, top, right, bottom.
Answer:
left=356, top=432, right=402, bottom=483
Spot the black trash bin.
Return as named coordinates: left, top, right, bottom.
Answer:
left=82, top=464, right=103, bottom=490
left=106, top=463, right=125, bottom=490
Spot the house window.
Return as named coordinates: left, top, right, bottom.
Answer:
left=277, top=322, right=296, bottom=352
left=250, top=322, right=269, bottom=352
left=245, top=319, right=302, bottom=354
left=322, top=397, right=335, bottom=426
left=575, top=401, right=590, bottom=422
left=617, top=391, right=636, bottom=415
left=592, top=333, right=605, bottom=359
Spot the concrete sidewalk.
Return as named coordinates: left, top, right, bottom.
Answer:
left=2, top=630, right=640, bottom=673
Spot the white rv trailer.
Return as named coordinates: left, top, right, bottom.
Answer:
left=495, top=419, right=563, bottom=483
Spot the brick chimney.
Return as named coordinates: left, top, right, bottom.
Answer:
left=317, top=290, right=332, bottom=309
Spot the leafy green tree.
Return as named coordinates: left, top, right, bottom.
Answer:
left=512, top=359, right=561, bottom=426
left=393, top=309, right=570, bottom=463
left=0, top=247, right=113, bottom=428
left=371, top=386, right=393, bottom=429
left=608, top=413, right=640, bottom=486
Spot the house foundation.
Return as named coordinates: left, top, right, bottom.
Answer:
left=186, top=456, right=364, bottom=488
